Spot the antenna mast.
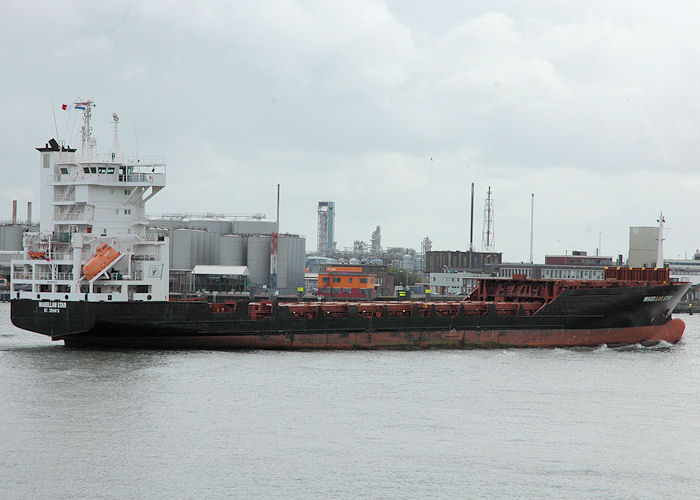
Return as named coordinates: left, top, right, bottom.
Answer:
left=78, top=99, right=96, bottom=160
left=482, top=186, right=495, bottom=252
left=111, top=113, right=120, bottom=161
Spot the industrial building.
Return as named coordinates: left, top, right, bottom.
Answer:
left=148, top=215, right=305, bottom=296
left=317, top=262, right=395, bottom=296
left=317, top=266, right=376, bottom=299
left=425, top=250, right=502, bottom=274
left=545, top=251, right=613, bottom=267
left=317, top=201, right=335, bottom=257
left=496, top=251, right=612, bottom=281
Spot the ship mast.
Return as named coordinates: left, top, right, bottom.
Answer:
left=656, top=212, right=665, bottom=268
left=78, top=99, right=96, bottom=160
left=111, top=112, right=120, bottom=161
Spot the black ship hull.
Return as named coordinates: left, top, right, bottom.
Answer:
left=10, top=281, right=690, bottom=349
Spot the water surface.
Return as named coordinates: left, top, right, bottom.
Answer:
left=1, top=302, right=698, bottom=498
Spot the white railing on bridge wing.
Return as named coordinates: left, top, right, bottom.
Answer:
left=121, top=155, right=166, bottom=166
left=92, top=153, right=166, bottom=166
left=123, top=173, right=159, bottom=183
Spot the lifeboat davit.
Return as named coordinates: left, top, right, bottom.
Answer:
left=83, top=243, right=121, bottom=281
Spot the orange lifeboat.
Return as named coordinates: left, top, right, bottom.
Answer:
left=28, top=251, right=46, bottom=259
left=83, top=243, right=121, bottom=281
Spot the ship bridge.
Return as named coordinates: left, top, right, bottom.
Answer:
left=11, top=100, right=170, bottom=304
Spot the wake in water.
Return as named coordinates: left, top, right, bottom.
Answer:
left=608, top=340, right=675, bottom=351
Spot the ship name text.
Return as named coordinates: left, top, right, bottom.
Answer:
left=39, top=301, right=67, bottom=313
left=642, top=295, right=673, bottom=302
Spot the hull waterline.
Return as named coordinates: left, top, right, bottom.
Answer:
left=58, top=318, right=686, bottom=349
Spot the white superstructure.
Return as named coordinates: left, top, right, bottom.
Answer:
left=11, top=100, right=169, bottom=302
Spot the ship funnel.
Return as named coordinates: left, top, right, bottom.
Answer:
left=27, top=201, right=32, bottom=225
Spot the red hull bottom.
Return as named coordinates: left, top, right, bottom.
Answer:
left=62, top=318, right=686, bottom=349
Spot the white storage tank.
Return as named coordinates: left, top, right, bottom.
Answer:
left=192, top=230, right=216, bottom=266
left=219, top=234, right=247, bottom=266
left=191, top=230, right=204, bottom=266
left=277, top=234, right=306, bottom=294
left=170, top=229, right=193, bottom=270
left=247, top=235, right=271, bottom=286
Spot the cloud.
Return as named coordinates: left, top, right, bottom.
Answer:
left=2, top=0, right=700, bottom=261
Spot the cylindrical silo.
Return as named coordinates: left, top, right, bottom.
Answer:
left=277, top=235, right=305, bottom=293
left=190, top=230, right=200, bottom=266
left=170, top=229, right=193, bottom=270
left=206, top=231, right=217, bottom=265
left=277, top=235, right=291, bottom=291
left=219, top=234, right=247, bottom=266
left=246, top=235, right=270, bottom=286
left=200, top=231, right=208, bottom=265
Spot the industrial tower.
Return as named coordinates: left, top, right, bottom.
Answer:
left=371, top=225, right=381, bottom=255
left=421, top=236, right=432, bottom=254
left=317, top=201, right=335, bottom=257
left=482, top=186, right=495, bottom=252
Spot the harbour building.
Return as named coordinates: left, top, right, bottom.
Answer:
left=148, top=215, right=305, bottom=296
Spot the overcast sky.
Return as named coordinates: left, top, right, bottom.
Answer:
left=2, top=0, right=700, bottom=262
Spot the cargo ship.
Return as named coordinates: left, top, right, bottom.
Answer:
left=9, top=101, right=691, bottom=349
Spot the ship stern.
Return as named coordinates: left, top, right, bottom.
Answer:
left=11, top=299, right=95, bottom=338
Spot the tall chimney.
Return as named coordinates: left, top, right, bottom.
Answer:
left=27, top=201, right=32, bottom=225
left=12, top=200, right=17, bottom=224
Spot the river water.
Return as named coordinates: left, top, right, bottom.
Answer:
left=1, top=302, right=698, bottom=499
